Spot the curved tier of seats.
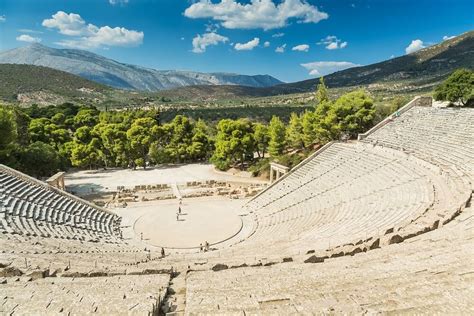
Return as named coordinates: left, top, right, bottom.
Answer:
left=186, top=203, right=474, bottom=314
left=1, top=274, right=170, bottom=315
left=0, top=102, right=473, bottom=314
left=0, top=164, right=122, bottom=243
left=362, top=106, right=474, bottom=186
left=191, top=141, right=470, bottom=264
left=185, top=103, right=474, bottom=313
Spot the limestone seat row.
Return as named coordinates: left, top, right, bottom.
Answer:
left=0, top=165, right=122, bottom=243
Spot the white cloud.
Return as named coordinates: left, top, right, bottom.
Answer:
left=405, top=39, right=425, bottom=54
left=318, top=35, right=347, bottom=50
left=16, top=34, right=42, bottom=43
left=292, top=44, right=309, bottom=52
left=264, top=41, right=270, bottom=47
left=42, top=11, right=89, bottom=36
left=301, top=61, right=360, bottom=76
left=443, top=35, right=455, bottom=41
left=109, top=0, right=129, bottom=5
left=275, top=43, right=286, bottom=53
left=0, top=15, right=6, bottom=22
left=234, top=37, right=259, bottom=51
left=42, top=11, right=143, bottom=49
left=18, top=29, right=43, bottom=34
left=192, top=32, right=229, bottom=53
left=272, top=32, right=285, bottom=38
left=184, top=0, right=328, bottom=30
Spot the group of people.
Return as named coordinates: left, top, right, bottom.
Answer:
left=200, top=241, right=210, bottom=252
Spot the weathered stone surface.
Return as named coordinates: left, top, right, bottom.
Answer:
left=27, top=269, right=49, bottom=280
left=369, top=238, right=380, bottom=250
left=0, top=266, right=23, bottom=277
left=389, top=234, right=404, bottom=244
left=212, top=264, right=229, bottom=272
left=304, top=255, right=328, bottom=263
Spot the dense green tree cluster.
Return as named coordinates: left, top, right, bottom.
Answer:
left=0, top=82, right=379, bottom=178
left=434, top=68, right=474, bottom=106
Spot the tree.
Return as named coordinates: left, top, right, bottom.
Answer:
left=315, top=76, right=329, bottom=105
left=167, top=115, right=195, bottom=162
left=301, top=110, right=317, bottom=147
left=127, top=117, right=156, bottom=169
left=188, top=119, right=211, bottom=161
left=286, top=113, right=304, bottom=149
left=70, top=142, right=101, bottom=169
left=69, top=126, right=102, bottom=169
left=211, top=119, right=255, bottom=170
left=18, top=142, right=62, bottom=177
left=253, top=123, right=269, bottom=158
left=0, top=106, right=17, bottom=149
left=330, top=89, right=375, bottom=138
left=74, top=107, right=99, bottom=128
left=268, top=116, right=286, bottom=158
left=313, top=100, right=337, bottom=143
left=12, top=108, right=31, bottom=146
left=434, top=69, right=474, bottom=106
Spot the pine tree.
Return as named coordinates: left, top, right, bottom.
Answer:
left=286, top=112, right=304, bottom=149
left=315, top=76, right=329, bottom=105
left=268, top=116, right=286, bottom=158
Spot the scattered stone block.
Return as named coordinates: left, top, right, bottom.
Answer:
left=304, top=255, right=328, bottom=263
left=0, top=266, right=23, bottom=277
left=212, top=264, right=229, bottom=272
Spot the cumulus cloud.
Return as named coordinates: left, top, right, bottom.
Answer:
left=318, top=35, right=347, bottom=50
left=0, top=15, right=6, bottom=22
left=275, top=43, right=286, bottom=53
left=234, top=37, right=260, bottom=51
left=272, top=32, right=285, bottom=38
left=301, top=61, right=360, bottom=76
left=443, top=35, right=455, bottom=41
left=184, top=0, right=328, bottom=30
left=264, top=41, right=270, bottom=47
left=16, top=34, right=42, bottom=43
left=42, top=11, right=143, bottom=49
left=109, top=0, right=129, bottom=5
left=192, top=32, right=229, bottom=53
left=405, top=39, right=425, bottom=54
left=292, top=44, right=309, bottom=52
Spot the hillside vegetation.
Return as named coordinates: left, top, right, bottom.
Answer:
left=159, top=30, right=474, bottom=100
left=0, top=64, right=110, bottom=105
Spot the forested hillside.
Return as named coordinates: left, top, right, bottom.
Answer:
left=0, top=64, right=110, bottom=104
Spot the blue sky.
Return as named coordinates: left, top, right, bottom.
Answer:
left=0, top=0, right=473, bottom=82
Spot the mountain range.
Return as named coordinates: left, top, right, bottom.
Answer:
left=0, top=43, right=283, bottom=91
left=0, top=30, right=472, bottom=105
left=162, top=30, right=473, bottom=100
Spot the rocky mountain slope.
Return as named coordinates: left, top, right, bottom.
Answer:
left=0, top=43, right=283, bottom=91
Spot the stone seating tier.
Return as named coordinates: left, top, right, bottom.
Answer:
left=0, top=166, right=122, bottom=243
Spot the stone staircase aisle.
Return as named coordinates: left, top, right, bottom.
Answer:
left=161, top=270, right=187, bottom=315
